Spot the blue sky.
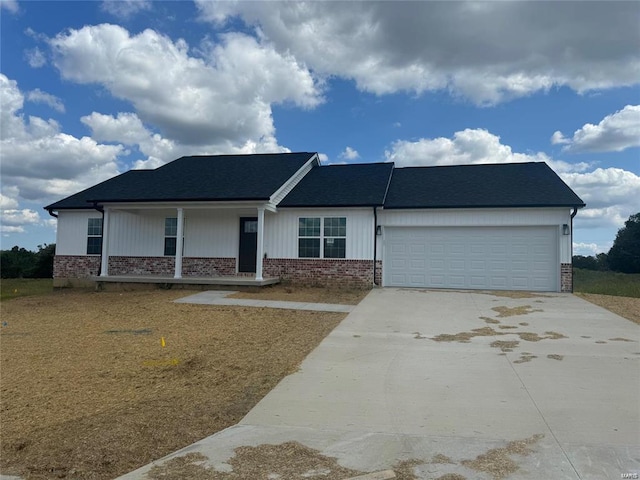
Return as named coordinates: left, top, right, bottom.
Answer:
left=1, top=0, right=639, bottom=255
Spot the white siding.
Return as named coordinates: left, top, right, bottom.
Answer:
left=56, top=210, right=101, bottom=255
left=266, top=208, right=375, bottom=259
left=379, top=208, right=573, bottom=263
left=183, top=210, right=238, bottom=257
left=109, top=211, right=165, bottom=256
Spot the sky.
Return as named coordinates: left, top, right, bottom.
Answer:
left=0, top=0, right=639, bottom=255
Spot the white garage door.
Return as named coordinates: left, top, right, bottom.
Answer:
left=384, top=226, right=558, bottom=291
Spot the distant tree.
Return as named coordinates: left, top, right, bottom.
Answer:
left=607, top=212, right=640, bottom=273
left=573, top=255, right=598, bottom=270
left=32, top=244, right=56, bottom=278
left=0, top=246, right=36, bottom=278
left=595, top=252, right=609, bottom=271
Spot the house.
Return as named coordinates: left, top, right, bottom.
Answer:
left=45, top=152, right=585, bottom=292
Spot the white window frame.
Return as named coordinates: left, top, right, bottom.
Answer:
left=298, top=217, right=346, bottom=259
left=87, top=218, right=102, bottom=255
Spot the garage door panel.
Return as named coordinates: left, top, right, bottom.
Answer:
left=384, top=226, right=558, bottom=291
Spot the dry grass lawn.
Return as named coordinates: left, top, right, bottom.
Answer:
left=575, top=293, right=640, bottom=325
left=0, top=288, right=348, bottom=480
left=228, top=283, right=370, bottom=304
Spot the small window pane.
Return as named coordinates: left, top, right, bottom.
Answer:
left=164, top=237, right=177, bottom=256
left=299, top=217, right=320, bottom=237
left=244, top=221, right=258, bottom=233
left=324, top=238, right=345, bottom=258
left=87, top=236, right=102, bottom=255
left=165, top=218, right=177, bottom=236
left=298, top=238, right=320, bottom=258
left=87, top=218, right=102, bottom=236
left=324, top=217, right=346, bottom=237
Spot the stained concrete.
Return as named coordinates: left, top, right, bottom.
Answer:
left=120, top=288, right=640, bottom=480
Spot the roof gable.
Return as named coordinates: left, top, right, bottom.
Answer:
left=45, top=152, right=316, bottom=210
left=279, top=163, right=394, bottom=207
left=384, top=162, right=585, bottom=209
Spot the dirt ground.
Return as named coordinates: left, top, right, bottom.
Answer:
left=228, top=283, right=370, bottom=304
left=0, top=289, right=347, bottom=480
left=576, top=293, right=640, bottom=325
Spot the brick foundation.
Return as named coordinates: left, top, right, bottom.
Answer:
left=109, top=256, right=175, bottom=276
left=54, top=255, right=101, bottom=279
left=263, top=258, right=380, bottom=288
left=561, top=263, right=573, bottom=293
left=182, top=257, right=236, bottom=277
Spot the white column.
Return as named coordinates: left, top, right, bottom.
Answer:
left=100, top=208, right=110, bottom=276
left=174, top=208, right=184, bottom=279
left=255, top=207, right=265, bottom=281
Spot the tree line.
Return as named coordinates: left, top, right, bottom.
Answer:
left=573, top=212, right=640, bottom=274
left=0, top=244, right=56, bottom=279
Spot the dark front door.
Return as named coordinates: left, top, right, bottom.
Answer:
left=238, top=217, right=258, bottom=273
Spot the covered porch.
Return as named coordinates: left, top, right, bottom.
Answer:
left=96, top=202, right=275, bottom=283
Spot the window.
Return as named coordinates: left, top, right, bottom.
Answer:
left=87, top=218, right=102, bottom=255
left=323, top=217, right=346, bottom=258
left=298, top=217, right=346, bottom=258
left=164, top=217, right=177, bottom=256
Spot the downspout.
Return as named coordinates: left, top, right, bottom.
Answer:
left=373, top=206, right=378, bottom=286
left=569, top=207, right=578, bottom=293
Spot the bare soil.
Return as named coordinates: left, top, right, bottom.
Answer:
left=576, top=293, right=640, bottom=325
left=228, top=284, right=370, bottom=304
left=0, top=289, right=347, bottom=480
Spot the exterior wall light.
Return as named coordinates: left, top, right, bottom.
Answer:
left=562, top=224, right=570, bottom=235
left=376, top=225, right=382, bottom=236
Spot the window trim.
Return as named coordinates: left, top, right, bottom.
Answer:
left=298, top=216, right=346, bottom=259
left=164, top=217, right=185, bottom=256
left=86, top=217, right=102, bottom=255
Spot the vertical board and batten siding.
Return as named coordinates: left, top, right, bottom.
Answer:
left=265, top=208, right=375, bottom=259
left=55, top=210, right=101, bottom=255
left=181, top=210, right=238, bottom=257
left=378, top=208, right=573, bottom=263
left=108, top=211, right=165, bottom=256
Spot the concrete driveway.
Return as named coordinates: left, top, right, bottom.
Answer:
left=120, top=288, right=639, bottom=480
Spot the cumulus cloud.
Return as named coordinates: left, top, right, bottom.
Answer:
left=573, top=242, right=611, bottom=256
left=49, top=24, right=321, bottom=152
left=26, top=89, right=65, bottom=113
left=0, top=192, right=19, bottom=209
left=1, top=209, right=41, bottom=234
left=0, top=0, right=18, bottom=13
left=100, top=0, right=151, bottom=19
left=0, top=74, right=123, bottom=205
left=197, top=1, right=640, bottom=104
left=553, top=105, right=640, bottom=153
left=385, top=128, right=639, bottom=233
left=339, top=146, right=360, bottom=160
left=385, top=128, right=589, bottom=173
left=25, top=47, right=47, bottom=68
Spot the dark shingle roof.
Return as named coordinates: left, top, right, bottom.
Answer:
left=45, top=152, right=316, bottom=210
left=384, top=162, right=585, bottom=209
left=279, top=163, right=394, bottom=207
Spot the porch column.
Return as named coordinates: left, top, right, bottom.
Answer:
left=100, top=208, right=110, bottom=276
left=255, top=207, right=265, bottom=281
left=174, top=208, right=184, bottom=279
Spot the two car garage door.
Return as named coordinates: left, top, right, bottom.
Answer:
left=384, top=226, right=558, bottom=292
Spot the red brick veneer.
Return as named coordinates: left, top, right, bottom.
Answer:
left=182, top=257, right=236, bottom=277
left=108, top=256, right=175, bottom=276
left=264, top=258, right=380, bottom=288
left=54, top=255, right=101, bottom=278
left=561, top=263, right=573, bottom=293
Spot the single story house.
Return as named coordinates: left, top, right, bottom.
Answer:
left=45, top=152, right=585, bottom=292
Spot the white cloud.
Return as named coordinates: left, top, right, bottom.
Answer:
left=554, top=105, right=640, bottom=153
left=339, top=146, right=360, bottom=160
left=0, top=0, right=18, bottom=13
left=385, top=128, right=589, bottom=173
left=550, top=131, right=570, bottom=145
left=0, top=74, right=123, bottom=204
left=25, top=47, right=46, bottom=68
left=197, top=1, right=640, bottom=105
left=317, top=153, right=329, bottom=164
left=573, top=242, right=611, bottom=256
left=49, top=24, right=321, bottom=153
left=385, top=128, right=639, bottom=234
left=100, top=0, right=151, bottom=19
left=26, top=89, right=65, bottom=113
left=1, top=209, right=40, bottom=235
left=0, top=192, right=19, bottom=209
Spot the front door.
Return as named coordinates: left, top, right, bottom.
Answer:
left=238, top=217, right=258, bottom=273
